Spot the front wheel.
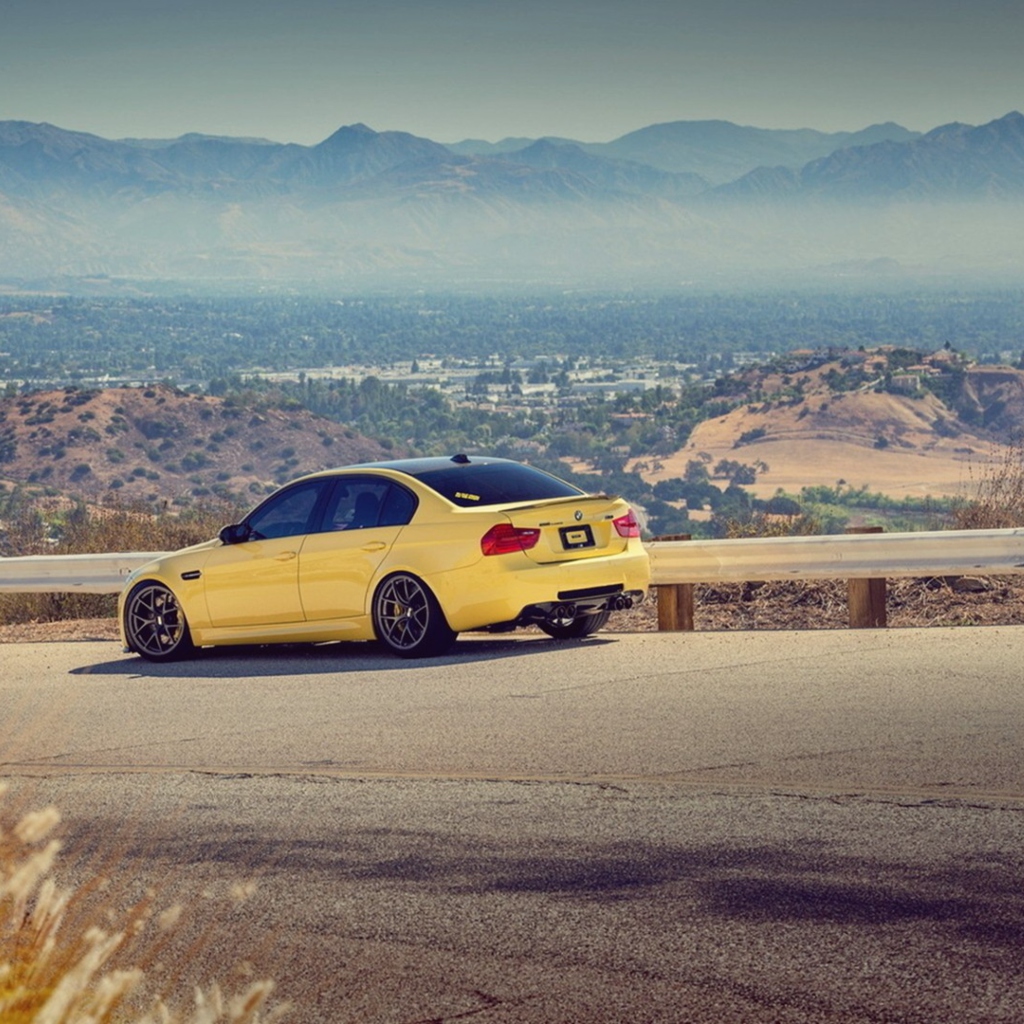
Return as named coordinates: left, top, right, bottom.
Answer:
left=538, top=609, right=610, bottom=640
left=124, top=581, right=196, bottom=662
left=372, top=573, right=456, bottom=658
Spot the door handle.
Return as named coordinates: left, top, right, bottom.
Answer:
left=362, top=542, right=387, bottom=552
left=274, top=550, right=298, bottom=561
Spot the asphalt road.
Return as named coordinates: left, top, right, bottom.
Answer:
left=2, top=627, right=1024, bottom=1023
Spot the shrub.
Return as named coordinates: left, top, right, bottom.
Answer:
left=735, top=426, right=767, bottom=447
left=137, top=418, right=182, bottom=441
left=180, top=451, right=212, bottom=472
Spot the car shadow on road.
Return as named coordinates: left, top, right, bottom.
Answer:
left=69, top=633, right=617, bottom=679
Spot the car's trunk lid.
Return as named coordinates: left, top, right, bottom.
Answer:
left=499, top=495, right=632, bottom=563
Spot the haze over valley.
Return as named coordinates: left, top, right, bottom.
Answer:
left=2, top=112, right=1023, bottom=289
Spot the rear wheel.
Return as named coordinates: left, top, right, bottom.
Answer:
left=124, top=581, right=196, bottom=662
left=372, top=573, right=456, bottom=658
left=538, top=609, right=610, bottom=640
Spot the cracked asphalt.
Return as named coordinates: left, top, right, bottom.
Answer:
left=2, top=627, right=1024, bottom=1022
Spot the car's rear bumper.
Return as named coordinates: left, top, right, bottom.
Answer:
left=513, top=585, right=646, bottom=628
left=429, top=546, right=650, bottom=633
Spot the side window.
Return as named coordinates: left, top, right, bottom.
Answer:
left=322, top=478, right=419, bottom=531
left=246, top=481, right=325, bottom=540
left=379, top=483, right=418, bottom=527
left=323, top=477, right=390, bottom=531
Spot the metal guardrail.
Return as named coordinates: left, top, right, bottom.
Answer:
left=1, top=528, right=1024, bottom=595
left=0, top=552, right=167, bottom=594
left=646, top=528, right=1024, bottom=585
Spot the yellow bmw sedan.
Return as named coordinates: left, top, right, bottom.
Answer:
left=120, top=454, right=650, bottom=661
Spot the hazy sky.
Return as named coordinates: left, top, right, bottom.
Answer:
left=2, top=0, right=1020, bottom=145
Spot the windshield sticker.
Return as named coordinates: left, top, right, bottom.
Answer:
left=455, top=491, right=481, bottom=501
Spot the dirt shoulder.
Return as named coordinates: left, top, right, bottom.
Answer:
left=0, top=618, right=122, bottom=644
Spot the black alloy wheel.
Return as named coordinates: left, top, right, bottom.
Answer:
left=124, top=581, right=196, bottom=662
left=372, top=573, right=456, bottom=658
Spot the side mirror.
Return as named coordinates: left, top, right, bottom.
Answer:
left=219, top=523, right=250, bottom=545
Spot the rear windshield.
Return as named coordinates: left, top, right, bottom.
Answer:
left=409, top=462, right=584, bottom=507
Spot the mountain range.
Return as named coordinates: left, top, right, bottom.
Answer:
left=0, top=113, right=1022, bottom=288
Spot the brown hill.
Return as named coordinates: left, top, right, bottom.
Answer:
left=958, top=365, right=1024, bottom=437
left=639, top=351, right=1013, bottom=499
left=0, top=384, right=395, bottom=508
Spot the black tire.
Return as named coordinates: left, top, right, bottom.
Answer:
left=538, top=609, right=611, bottom=640
left=372, top=573, right=456, bottom=658
left=124, top=581, right=196, bottom=662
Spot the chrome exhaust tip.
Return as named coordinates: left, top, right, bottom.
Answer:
left=548, top=602, right=578, bottom=625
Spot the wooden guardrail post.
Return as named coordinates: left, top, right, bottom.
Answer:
left=654, top=534, right=694, bottom=631
left=846, top=526, right=887, bottom=628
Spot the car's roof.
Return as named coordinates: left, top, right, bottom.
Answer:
left=303, top=454, right=516, bottom=477
left=318, top=455, right=514, bottom=476
left=298, top=455, right=586, bottom=508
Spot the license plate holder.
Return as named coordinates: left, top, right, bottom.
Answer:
left=560, top=524, right=594, bottom=550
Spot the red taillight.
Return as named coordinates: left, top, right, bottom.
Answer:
left=481, top=523, right=541, bottom=556
left=613, top=509, right=641, bottom=538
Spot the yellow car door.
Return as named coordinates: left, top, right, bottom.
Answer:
left=202, top=478, right=329, bottom=628
left=299, top=476, right=417, bottom=621
left=202, top=536, right=306, bottom=627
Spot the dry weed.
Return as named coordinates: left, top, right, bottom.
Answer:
left=0, top=783, right=286, bottom=1024
left=953, top=438, right=1024, bottom=529
left=722, top=511, right=823, bottom=539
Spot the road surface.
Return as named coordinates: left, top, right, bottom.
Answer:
left=2, top=627, right=1023, bottom=1022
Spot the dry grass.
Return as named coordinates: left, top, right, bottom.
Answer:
left=721, top=510, right=824, bottom=539
left=635, top=445, right=1024, bottom=633
left=685, top=576, right=1022, bottom=631
left=952, top=437, right=1024, bottom=529
left=0, top=783, right=286, bottom=1023
left=653, top=397, right=1000, bottom=502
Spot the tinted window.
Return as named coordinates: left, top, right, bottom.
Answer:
left=323, top=477, right=386, bottom=531
left=322, top=477, right=417, bottom=531
left=409, top=462, right=583, bottom=508
left=379, top=483, right=418, bottom=526
left=247, top=480, right=326, bottom=539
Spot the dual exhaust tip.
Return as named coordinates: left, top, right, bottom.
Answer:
left=547, top=593, right=635, bottom=625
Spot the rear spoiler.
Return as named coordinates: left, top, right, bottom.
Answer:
left=489, top=493, right=620, bottom=513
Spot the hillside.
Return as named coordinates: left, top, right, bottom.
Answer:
left=0, top=384, right=395, bottom=508
left=3, top=348, right=1024, bottom=518
left=640, top=350, right=1016, bottom=500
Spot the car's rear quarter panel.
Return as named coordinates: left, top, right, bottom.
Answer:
left=424, top=537, right=650, bottom=633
